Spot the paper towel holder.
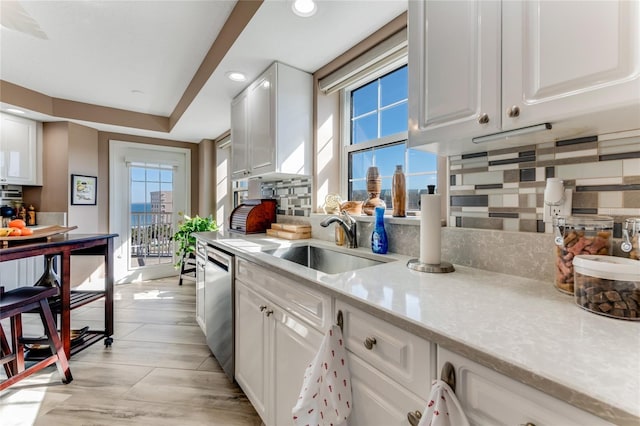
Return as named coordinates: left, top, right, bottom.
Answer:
left=407, top=258, right=455, bottom=273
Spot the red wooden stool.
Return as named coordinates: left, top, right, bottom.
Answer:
left=0, top=286, right=73, bottom=390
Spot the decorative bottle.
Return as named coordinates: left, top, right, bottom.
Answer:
left=391, top=165, right=406, bottom=217
left=371, top=206, right=388, bottom=254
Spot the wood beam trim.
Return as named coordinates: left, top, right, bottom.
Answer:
left=169, top=0, right=263, bottom=130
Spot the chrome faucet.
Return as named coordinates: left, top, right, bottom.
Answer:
left=320, top=210, right=358, bottom=248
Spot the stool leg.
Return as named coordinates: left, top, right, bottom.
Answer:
left=10, top=314, right=25, bottom=374
left=39, top=299, right=72, bottom=384
left=0, top=325, right=15, bottom=377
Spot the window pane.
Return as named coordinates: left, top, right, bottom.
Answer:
left=352, top=80, right=377, bottom=117
left=146, top=168, right=160, bottom=182
left=374, top=143, right=405, bottom=177
left=130, top=181, right=146, bottom=204
left=145, top=182, right=160, bottom=202
left=131, top=167, right=145, bottom=182
left=349, top=151, right=374, bottom=183
left=380, top=102, right=407, bottom=137
left=352, top=114, right=378, bottom=144
left=380, top=66, right=407, bottom=107
left=350, top=179, right=367, bottom=202
left=407, top=149, right=438, bottom=174
left=160, top=169, right=173, bottom=183
left=380, top=177, right=392, bottom=209
left=161, top=182, right=172, bottom=192
left=407, top=175, right=438, bottom=210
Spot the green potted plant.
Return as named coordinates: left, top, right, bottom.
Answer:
left=172, top=213, right=218, bottom=268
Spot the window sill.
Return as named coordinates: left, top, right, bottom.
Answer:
left=310, top=213, right=444, bottom=226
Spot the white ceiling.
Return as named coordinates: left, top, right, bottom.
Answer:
left=0, top=0, right=408, bottom=143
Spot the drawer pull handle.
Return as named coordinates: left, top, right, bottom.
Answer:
left=478, top=113, right=489, bottom=124
left=265, top=309, right=274, bottom=317
left=407, top=410, right=422, bottom=426
left=441, top=361, right=456, bottom=393
left=364, top=337, right=377, bottom=350
left=259, top=305, right=267, bottom=312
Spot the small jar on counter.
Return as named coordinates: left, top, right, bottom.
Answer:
left=621, top=218, right=640, bottom=260
left=554, top=215, right=613, bottom=295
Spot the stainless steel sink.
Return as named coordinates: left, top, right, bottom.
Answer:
left=263, top=244, right=387, bottom=274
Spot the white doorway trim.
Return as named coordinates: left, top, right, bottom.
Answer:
left=109, top=140, right=191, bottom=283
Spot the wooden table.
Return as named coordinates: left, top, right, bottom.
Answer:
left=0, top=233, right=117, bottom=358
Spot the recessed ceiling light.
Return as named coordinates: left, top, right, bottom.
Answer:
left=6, top=108, right=25, bottom=114
left=226, top=71, right=247, bottom=82
left=292, top=0, right=317, bottom=17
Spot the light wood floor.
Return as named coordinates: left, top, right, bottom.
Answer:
left=0, top=277, right=261, bottom=426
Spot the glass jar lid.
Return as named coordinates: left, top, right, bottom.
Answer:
left=556, top=215, right=613, bottom=229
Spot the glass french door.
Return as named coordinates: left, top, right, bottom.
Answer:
left=110, top=141, right=190, bottom=283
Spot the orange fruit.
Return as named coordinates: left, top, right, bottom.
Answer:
left=9, top=228, right=22, bottom=236
left=20, top=227, right=33, bottom=236
left=8, top=219, right=26, bottom=229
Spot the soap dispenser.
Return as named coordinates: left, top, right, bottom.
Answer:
left=371, top=206, right=388, bottom=254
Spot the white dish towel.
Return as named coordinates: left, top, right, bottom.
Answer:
left=418, top=379, right=470, bottom=426
left=292, top=325, right=352, bottom=426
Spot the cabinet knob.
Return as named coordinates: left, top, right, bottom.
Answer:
left=478, top=113, right=490, bottom=124
left=364, top=337, right=377, bottom=350
left=520, top=423, right=536, bottom=426
left=407, top=410, right=422, bottom=426
left=507, top=105, right=521, bottom=118
left=259, top=305, right=267, bottom=312
left=265, top=309, right=274, bottom=317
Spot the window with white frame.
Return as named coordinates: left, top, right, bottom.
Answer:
left=343, top=62, right=438, bottom=211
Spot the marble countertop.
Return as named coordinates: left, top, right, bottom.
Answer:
left=195, top=231, right=640, bottom=425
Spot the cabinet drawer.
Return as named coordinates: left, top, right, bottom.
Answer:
left=437, top=347, right=613, bottom=426
left=236, top=257, right=331, bottom=330
left=336, top=300, right=435, bottom=398
left=348, top=351, right=427, bottom=426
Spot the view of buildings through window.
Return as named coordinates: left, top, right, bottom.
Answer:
left=130, top=164, right=174, bottom=265
left=348, top=65, right=437, bottom=210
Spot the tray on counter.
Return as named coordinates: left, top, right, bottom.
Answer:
left=0, top=225, right=77, bottom=248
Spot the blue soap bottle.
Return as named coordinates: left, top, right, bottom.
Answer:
left=371, top=206, right=388, bottom=254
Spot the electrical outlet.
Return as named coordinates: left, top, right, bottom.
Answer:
left=543, top=188, right=573, bottom=223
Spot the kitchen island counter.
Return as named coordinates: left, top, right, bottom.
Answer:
left=194, top=231, right=639, bottom=425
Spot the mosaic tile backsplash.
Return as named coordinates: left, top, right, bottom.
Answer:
left=448, top=129, right=640, bottom=237
left=261, top=177, right=312, bottom=217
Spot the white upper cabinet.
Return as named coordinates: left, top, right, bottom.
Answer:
left=502, top=0, right=640, bottom=130
left=408, top=0, right=501, bottom=147
left=0, top=112, right=41, bottom=185
left=409, top=0, right=640, bottom=154
left=230, top=62, right=312, bottom=180
left=230, top=91, right=250, bottom=179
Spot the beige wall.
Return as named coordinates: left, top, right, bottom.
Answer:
left=198, top=139, right=216, bottom=217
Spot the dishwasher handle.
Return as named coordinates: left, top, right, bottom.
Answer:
left=207, top=249, right=231, bottom=271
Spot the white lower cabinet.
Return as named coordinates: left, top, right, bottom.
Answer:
left=336, top=300, right=436, bottom=426
left=0, top=256, right=45, bottom=290
left=437, top=347, right=612, bottom=426
left=234, top=259, right=329, bottom=426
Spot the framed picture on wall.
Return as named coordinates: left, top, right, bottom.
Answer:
left=71, top=174, right=97, bottom=205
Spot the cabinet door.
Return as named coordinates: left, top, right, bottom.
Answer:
left=0, top=113, right=37, bottom=185
left=195, top=255, right=206, bottom=333
left=408, top=0, right=501, bottom=149
left=348, top=352, right=427, bottom=426
left=248, top=65, right=275, bottom=175
left=502, top=0, right=640, bottom=129
left=272, top=309, right=324, bottom=426
left=437, top=347, right=613, bottom=426
left=231, top=91, right=249, bottom=179
left=235, top=282, right=269, bottom=422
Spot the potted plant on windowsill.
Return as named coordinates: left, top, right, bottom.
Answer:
left=172, top=213, right=219, bottom=268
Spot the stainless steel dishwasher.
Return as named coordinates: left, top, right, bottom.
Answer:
left=204, top=245, right=234, bottom=381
